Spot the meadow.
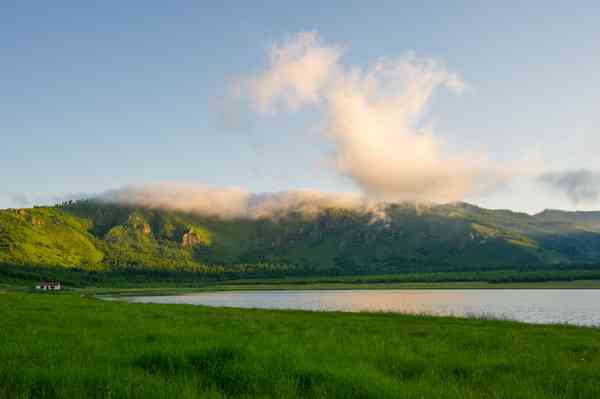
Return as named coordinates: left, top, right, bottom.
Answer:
left=1, top=290, right=600, bottom=398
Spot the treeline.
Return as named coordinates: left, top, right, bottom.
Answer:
left=221, top=268, right=600, bottom=286
left=3, top=262, right=600, bottom=288
left=0, top=262, right=314, bottom=287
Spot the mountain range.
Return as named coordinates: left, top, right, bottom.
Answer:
left=2, top=200, right=600, bottom=275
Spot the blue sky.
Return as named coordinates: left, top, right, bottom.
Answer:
left=1, top=1, right=599, bottom=212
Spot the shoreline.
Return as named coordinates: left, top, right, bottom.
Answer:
left=84, top=278, right=600, bottom=297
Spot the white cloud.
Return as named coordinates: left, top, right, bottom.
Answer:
left=247, top=31, right=342, bottom=112
left=242, top=31, right=515, bottom=202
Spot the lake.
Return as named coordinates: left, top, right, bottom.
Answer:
left=124, top=289, right=600, bottom=327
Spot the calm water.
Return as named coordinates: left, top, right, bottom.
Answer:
left=125, top=289, right=600, bottom=327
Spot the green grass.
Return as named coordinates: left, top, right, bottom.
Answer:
left=1, top=291, right=599, bottom=398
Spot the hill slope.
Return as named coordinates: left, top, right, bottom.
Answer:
left=0, top=207, right=103, bottom=267
left=2, top=200, right=600, bottom=274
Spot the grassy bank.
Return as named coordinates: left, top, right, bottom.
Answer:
left=1, top=292, right=599, bottom=398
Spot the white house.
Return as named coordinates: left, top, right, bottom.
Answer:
left=35, top=282, right=62, bottom=291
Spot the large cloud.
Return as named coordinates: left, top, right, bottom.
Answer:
left=242, top=31, right=515, bottom=202
left=538, top=169, right=600, bottom=204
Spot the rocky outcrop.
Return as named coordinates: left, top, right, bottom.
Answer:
left=142, top=223, right=151, bottom=235
left=126, top=214, right=152, bottom=235
left=182, top=229, right=202, bottom=248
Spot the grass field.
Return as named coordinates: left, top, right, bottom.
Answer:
left=1, top=291, right=600, bottom=398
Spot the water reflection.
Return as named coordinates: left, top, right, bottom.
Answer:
left=125, top=289, right=600, bottom=327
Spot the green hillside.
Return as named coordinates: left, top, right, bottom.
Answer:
left=2, top=200, right=600, bottom=274
left=0, top=207, right=103, bottom=268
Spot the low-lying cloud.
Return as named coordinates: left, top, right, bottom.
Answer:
left=241, top=31, right=516, bottom=202
left=100, top=183, right=376, bottom=220
left=538, top=169, right=600, bottom=204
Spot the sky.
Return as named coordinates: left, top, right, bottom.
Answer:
left=1, top=1, right=599, bottom=213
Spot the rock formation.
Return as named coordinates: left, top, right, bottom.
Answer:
left=182, top=229, right=202, bottom=248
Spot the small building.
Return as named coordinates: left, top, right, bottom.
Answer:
left=35, top=281, right=62, bottom=291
